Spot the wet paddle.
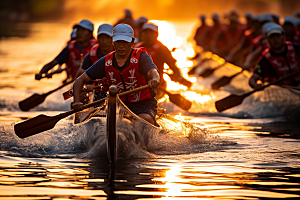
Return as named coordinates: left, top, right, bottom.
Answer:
left=211, top=70, right=244, bottom=90
left=198, top=62, right=226, bottom=78
left=19, top=80, right=74, bottom=111
left=14, top=85, right=150, bottom=138
left=215, top=69, right=300, bottom=112
left=158, top=87, right=192, bottom=111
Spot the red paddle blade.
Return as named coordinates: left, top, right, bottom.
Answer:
left=19, top=94, right=46, bottom=111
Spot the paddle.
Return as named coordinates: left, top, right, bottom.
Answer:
left=167, top=73, right=192, bottom=88
left=215, top=69, right=300, bottom=112
left=14, top=85, right=150, bottom=138
left=198, top=62, right=226, bottom=78
left=19, top=80, right=74, bottom=111
left=158, top=87, right=192, bottom=111
left=188, top=58, right=211, bottom=75
left=211, top=70, right=244, bottom=90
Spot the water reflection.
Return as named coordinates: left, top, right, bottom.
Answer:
left=1, top=158, right=299, bottom=199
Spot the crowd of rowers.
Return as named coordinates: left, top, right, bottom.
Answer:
left=194, top=10, right=300, bottom=90
left=33, top=9, right=300, bottom=124
left=34, top=9, right=186, bottom=126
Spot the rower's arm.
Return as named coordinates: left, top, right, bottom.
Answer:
left=243, top=46, right=262, bottom=71
left=249, top=73, right=264, bottom=90
left=72, top=72, right=92, bottom=110
left=35, top=60, right=58, bottom=80
left=147, top=68, right=160, bottom=89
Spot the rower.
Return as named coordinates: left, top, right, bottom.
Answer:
left=74, top=23, right=114, bottom=102
left=282, top=16, right=300, bottom=44
left=194, top=14, right=211, bottom=48
left=249, top=23, right=300, bottom=90
left=72, top=24, right=160, bottom=126
left=134, top=23, right=185, bottom=99
left=75, top=24, right=114, bottom=79
left=35, top=19, right=97, bottom=81
left=134, top=16, right=148, bottom=44
left=211, top=10, right=245, bottom=58
left=243, top=14, right=274, bottom=71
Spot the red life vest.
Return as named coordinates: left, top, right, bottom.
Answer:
left=89, top=43, right=100, bottom=64
left=67, top=39, right=97, bottom=79
left=135, top=41, right=161, bottom=65
left=263, top=41, right=300, bottom=85
left=104, top=48, right=152, bottom=103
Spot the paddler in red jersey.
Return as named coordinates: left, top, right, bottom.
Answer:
left=211, top=10, right=245, bottom=58
left=74, top=23, right=114, bottom=102
left=134, top=23, right=185, bottom=99
left=35, top=19, right=97, bottom=81
left=193, top=14, right=211, bottom=49
left=249, top=23, right=300, bottom=89
left=71, top=24, right=160, bottom=126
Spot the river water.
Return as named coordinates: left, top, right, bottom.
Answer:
left=0, top=21, right=300, bottom=199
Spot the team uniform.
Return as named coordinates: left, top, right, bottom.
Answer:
left=254, top=42, right=300, bottom=85
left=86, top=48, right=158, bottom=121
left=54, top=39, right=97, bottom=80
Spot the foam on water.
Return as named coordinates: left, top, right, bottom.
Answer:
left=0, top=113, right=232, bottom=160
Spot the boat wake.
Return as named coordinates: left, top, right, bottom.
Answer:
left=0, top=112, right=235, bottom=160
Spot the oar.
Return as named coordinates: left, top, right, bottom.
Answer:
left=166, top=73, right=192, bottom=88
left=188, top=58, right=211, bottom=75
left=14, top=85, right=150, bottom=138
left=158, top=87, right=192, bottom=111
left=215, top=69, right=300, bottom=112
left=211, top=70, right=244, bottom=90
left=198, top=62, right=226, bottom=78
left=19, top=80, right=74, bottom=111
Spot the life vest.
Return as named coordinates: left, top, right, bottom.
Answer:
left=67, top=39, right=97, bottom=79
left=89, top=43, right=100, bottom=64
left=104, top=47, right=152, bottom=102
left=135, top=41, right=161, bottom=66
left=263, top=41, right=300, bottom=85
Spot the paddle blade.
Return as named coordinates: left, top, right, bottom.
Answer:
left=14, top=114, right=61, bottom=138
left=168, top=74, right=192, bottom=88
left=211, top=76, right=232, bottom=90
left=199, top=68, right=214, bottom=78
left=215, top=94, right=247, bottom=112
left=19, top=94, right=46, bottom=111
left=168, top=94, right=192, bottom=111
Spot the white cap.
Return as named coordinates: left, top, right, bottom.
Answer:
left=266, top=24, right=284, bottom=37
left=73, top=19, right=94, bottom=32
left=70, top=28, right=77, bottom=39
left=259, top=14, right=273, bottom=23
left=142, top=23, right=158, bottom=32
left=262, top=22, right=276, bottom=37
left=284, top=16, right=296, bottom=25
left=112, top=24, right=134, bottom=42
left=97, top=24, right=113, bottom=37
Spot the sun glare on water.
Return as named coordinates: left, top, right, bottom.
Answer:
left=150, top=20, right=216, bottom=111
